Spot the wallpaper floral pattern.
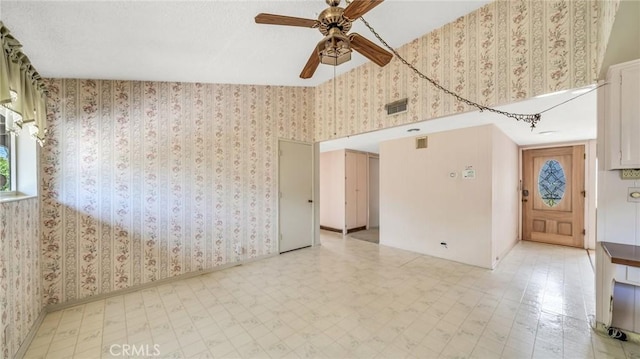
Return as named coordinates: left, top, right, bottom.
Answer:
left=0, top=1, right=624, bottom=356
left=315, top=0, right=605, bottom=141
left=41, top=79, right=313, bottom=304
left=0, top=198, right=42, bottom=359
left=595, top=0, right=621, bottom=76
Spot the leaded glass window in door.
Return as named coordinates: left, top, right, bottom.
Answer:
left=538, top=159, right=566, bottom=207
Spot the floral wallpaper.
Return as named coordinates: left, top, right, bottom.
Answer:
left=41, top=79, right=313, bottom=304
left=0, top=198, right=42, bottom=359
left=315, top=0, right=605, bottom=141
left=595, top=0, right=621, bottom=76
left=0, top=0, right=624, bottom=355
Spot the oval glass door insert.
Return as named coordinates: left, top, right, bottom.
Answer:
left=538, top=159, right=566, bottom=207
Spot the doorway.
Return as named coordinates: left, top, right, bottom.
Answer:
left=522, top=145, right=585, bottom=247
left=278, top=140, right=314, bottom=253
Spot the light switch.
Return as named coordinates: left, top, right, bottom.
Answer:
left=628, top=187, right=640, bottom=203
left=462, top=169, right=476, bottom=180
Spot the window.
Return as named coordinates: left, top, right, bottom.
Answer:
left=0, top=114, right=14, bottom=193
left=0, top=114, right=38, bottom=200
left=538, top=159, right=566, bottom=207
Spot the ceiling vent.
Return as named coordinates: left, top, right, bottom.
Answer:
left=385, top=98, right=408, bottom=115
left=415, top=136, right=428, bottom=149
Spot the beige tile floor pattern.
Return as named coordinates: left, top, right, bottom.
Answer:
left=24, top=231, right=640, bottom=359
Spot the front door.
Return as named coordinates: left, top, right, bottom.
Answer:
left=279, top=140, right=313, bottom=253
left=522, top=145, right=585, bottom=247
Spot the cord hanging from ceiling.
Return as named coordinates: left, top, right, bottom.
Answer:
left=355, top=14, right=542, bottom=129
left=333, top=65, right=337, bottom=136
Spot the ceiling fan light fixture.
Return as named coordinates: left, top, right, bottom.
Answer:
left=255, top=0, right=392, bottom=79
left=318, top=28, right=352, bottom=66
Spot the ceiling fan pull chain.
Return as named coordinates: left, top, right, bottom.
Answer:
left=333, top=65, right=337, bottom=136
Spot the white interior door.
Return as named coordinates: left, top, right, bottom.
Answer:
left=279, top=140, right=313, bottom=253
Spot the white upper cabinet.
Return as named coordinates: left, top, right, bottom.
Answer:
left=606, top=59, right=640, bottom=169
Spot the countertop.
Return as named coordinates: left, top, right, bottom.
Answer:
left=602, top=241, right=640, bottom=268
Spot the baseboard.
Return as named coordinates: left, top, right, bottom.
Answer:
left=346, top=226, right=366, bottom=234
left=320, top=225, right=342, bottom=233
left=14, top=309, right=47, bottom=359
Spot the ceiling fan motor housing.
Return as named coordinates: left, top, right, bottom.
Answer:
left=318, top=7, right=352, bottom=36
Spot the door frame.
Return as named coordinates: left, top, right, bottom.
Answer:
left=519, top=140, right=597, bottom=249
left=277, top=139, right=319, bottom=253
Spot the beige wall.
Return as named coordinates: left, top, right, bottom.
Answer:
left=380, top=125, right=512, bottom=269
left=41, top=79, right=314, bottom=305
left=319, top=150, right=346, bottom=231
left=0, top=198, right=42, bottom=359
left=597, top=0, right=624, bottom=79
left=491, top=126, right=520, bottom=266
left=315, top=0, right=603, bottom=142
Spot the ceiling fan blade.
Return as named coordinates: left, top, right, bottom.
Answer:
left=255, top=13, right=319, bottom=28
left=349, top=33, right=393, bottom=67
left=342, top=0, right=384, bottom=21
left=300, top=47, right=320, bottom=79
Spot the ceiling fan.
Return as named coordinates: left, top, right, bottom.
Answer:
left=255, top=0, right=393, bottom=79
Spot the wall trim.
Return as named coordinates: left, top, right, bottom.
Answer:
left=320, top=225, right=342, bottom=233
left=14, top=310, right=47, bottom=359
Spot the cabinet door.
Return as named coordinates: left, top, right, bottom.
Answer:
left=620, top=65, right=640, bottom=167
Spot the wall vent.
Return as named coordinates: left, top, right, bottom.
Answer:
left=385, top=98, right=408, bottom=115
left=415, top=136, right=428, bottom=149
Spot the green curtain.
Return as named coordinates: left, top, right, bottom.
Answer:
left=0, top=21, right=47, bottom=145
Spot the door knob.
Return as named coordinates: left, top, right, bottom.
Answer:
left=308, top=200, right=313, bottom=203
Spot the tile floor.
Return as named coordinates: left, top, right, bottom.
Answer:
left=24, top=231, right=640, bottom=358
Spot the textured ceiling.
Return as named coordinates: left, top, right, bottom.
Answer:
left=0, top=0, right=491, bottom=86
